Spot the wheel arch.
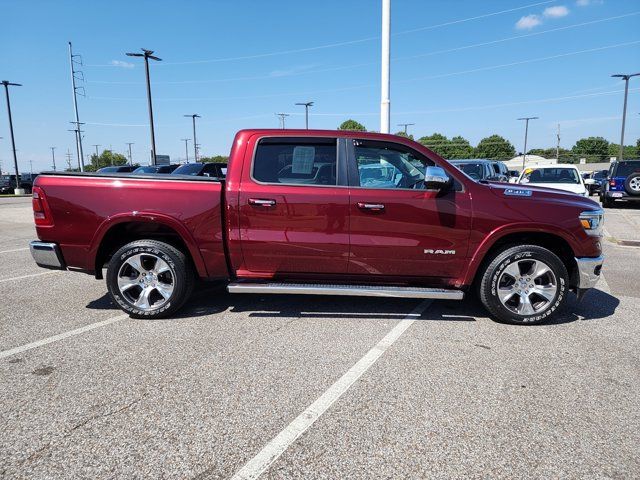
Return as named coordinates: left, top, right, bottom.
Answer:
left=90, top=213, right=208, bottom=279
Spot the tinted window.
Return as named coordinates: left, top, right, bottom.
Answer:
left=454, top=162, right=486, bottom=180
left=521, top=168, right=580, bottom=184
left=614, top=161, right=640, bottom=178
left=173, top=164, right=204, bottom=176
left=253, top=138, right=337, bottom=185
left=133, top=166, right=159, bottom=174
left=354, top=140, right=433, bottom=189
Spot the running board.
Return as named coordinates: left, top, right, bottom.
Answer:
left=227, top=282, right=464, bottom=300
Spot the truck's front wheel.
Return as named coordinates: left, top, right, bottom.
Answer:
left=106, top=240, right=194, bottom=318
left=479, top=245, right=568, bottom=324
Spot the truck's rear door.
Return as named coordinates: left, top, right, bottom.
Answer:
left=236, top=135, right=350, bottom=275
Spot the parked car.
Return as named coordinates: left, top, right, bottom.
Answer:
left=29, top=129, right=604, bottom=325
left=583, top=170, right=608, bottom=196
left=172, top=162, right=227, bottom=177
left=449, top=159, right=509, bottom=182
left=97, top=165, right=138, bottom=173
left=0, top=174, right=35, bottom=194
left=132, top=164, right=180, bottom=174
left=600, top=160, right=640, bottom=208
left=517, top=164, right=588, bottom=196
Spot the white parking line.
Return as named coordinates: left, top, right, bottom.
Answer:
left=231, top=300, right=432, bottom=480
left=0, top=271, right=61, bottom=283
left=0, top=247, right=29, bottom=254
left=0, top=314, right=128, bottom=360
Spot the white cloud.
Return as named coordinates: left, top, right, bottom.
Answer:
left=543, top=6, right=569, bottom=18
left=110, top=60, right=135, bottom=69
left=576, top=0, right=603, bottom=6
left=516, top=14, right=542, bottom=30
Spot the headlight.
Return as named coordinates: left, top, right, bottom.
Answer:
left=579, top=210, right=604, bottom=236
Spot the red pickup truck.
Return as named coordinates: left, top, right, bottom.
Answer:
left=29, top=129, right=604, bottom=324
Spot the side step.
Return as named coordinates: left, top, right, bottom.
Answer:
left=227, top=282, right=464, bottom=300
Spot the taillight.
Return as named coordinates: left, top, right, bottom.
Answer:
left=32, top=186, right=53, bottom=226
left=609, top=179, right=616, bottom=187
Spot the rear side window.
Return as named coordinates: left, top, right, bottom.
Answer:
left=614, top=161, right=640, bottom=178
left=253, top=138, right=337, bottom=185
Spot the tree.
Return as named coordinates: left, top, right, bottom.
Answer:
left=571, top=136, right=609, bottom=162
left=338, top=119, right=366, bottom=131
left=418, top=133, right=451, bottom=158
left=527, top=147, right=572, bottom=162
left=449, top=136, right=474, bottom=159
left=607, top=143, right=638, bottom=160
left=474, top=135, right=515, bottom=160
left=394, top=131, right=414, bottom=140
left=84, top=150, right=130, bottom=172
left=200, top=155, right=229, bottom=163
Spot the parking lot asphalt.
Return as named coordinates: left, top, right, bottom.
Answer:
left=1, top=196, right=639, bottom=479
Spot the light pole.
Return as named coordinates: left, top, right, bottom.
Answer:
left=612, top=73, right=640, bottom=160
left=397, top=123, right=414, bottom=135
left=2, top=80, right=23, bottom=194
left=517, top=116, right=538, bottom=169
left=126, top=48, right=162, bottom=165
left=126, top=142, right=134, bottom=165
left=276, top=113, right=289, bottom=129
left=184, top=114, right=200, bottom=162
left=50, top=146, right=57, bottom=171
left=295, top=102, right=313, bottom=129
left=181, top=138, right=190, bottom=163
left=380, top=0, right=391, bottom=133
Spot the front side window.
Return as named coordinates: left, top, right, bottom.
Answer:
left=454, top=162, right=486, bottom=181
left=521, top=168, right=581, bottom=184
left=253, top=138, right=337, bottom=185
left=354, top=140, right=433, bottom=189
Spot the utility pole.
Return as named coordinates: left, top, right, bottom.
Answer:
left=517, top=116, right=538, bottom=170
left=380, top=0, right=391, bottom=134
left=126, top=48, right=162, bottom=165
left=556, top=124, right=561, bottom=160
left=68, top=126, right=83, bottom=171
left=184, top=114, right=200, bottom=162
left=397, top=123, right=414, bottom=135
left=50, top=146, right=57, bottom=171
left=126, top=142, right=134, bottom=165
left=295, top=102, right=313, bottom=129
left=181, top=138, right=190, bottom=163
left=0, top=137, right=3, bottom=174
left=68, top=42, right=85, bottom=171
left=276, top=113, right=289, bottom=129
left=65, top=150, right=73, bottom=170
left=612, top=73, right=640, bottom=160
left=2, top=80, right=23, bottom=194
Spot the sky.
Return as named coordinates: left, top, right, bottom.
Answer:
left=1, top=0, right=639, bottom=173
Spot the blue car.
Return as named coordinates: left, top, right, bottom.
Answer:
left=600, top=160, right=640, bottom=208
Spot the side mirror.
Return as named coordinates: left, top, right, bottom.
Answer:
left=424, top=166, right=450, bottom=191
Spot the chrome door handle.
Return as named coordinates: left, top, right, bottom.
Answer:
left=357, top=202, right=385, bottom=211
left=248, top=198, right=276, bottom=207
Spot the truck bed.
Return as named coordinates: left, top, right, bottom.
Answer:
left=33, top=172, right=228, bottom=279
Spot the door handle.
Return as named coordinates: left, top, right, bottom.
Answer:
left=248, top=198, right=276, bottom=207
left=357, top=202, right=385, bottom=212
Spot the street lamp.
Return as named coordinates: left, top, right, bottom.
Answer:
left=295, top=102, right=314, bottom=129
left=126, top=48, right=162, bottom=165
left=611, top=73, right=640, bottom=160
left=183, top=114, right=200, bottom=162
left=517, top=117, right=538, bottom=170
left=2, top=80, right=23, bottom=194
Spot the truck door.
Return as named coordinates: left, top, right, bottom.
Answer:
left=237, top=136, right=350, bottom=275
left=347, top=139, right=472, bottom=283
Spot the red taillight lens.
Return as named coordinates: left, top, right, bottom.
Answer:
left=609, top=179, right=616, bottom=186
left=32, top=186, right=53, bottom=226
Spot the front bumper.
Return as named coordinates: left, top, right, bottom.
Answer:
left=30, top=241, right=66, bottom=270
left=575, top=255, right=604, bottom=289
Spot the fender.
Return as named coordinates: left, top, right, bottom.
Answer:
left=88, top=211, right=209, bottom=278
left=460, top=222, right=580, bottom=286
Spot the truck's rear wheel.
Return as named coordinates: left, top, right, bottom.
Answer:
left=479, top=245, right=568, bottom=325
left=106, top=240, right=194, bottom=318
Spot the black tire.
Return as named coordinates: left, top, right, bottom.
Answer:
left=623, top=172, right=640, bottom=196
left=479, top=245, right=568, bottom=325
left=602, top=196, right=614, bottom=208
left=106, top=239, right=194, bottom=319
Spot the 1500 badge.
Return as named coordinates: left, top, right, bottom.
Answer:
left=504, top=188, right=532, bottom=197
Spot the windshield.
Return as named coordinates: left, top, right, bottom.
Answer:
left=521, top=167, right=581, bottom=184
left=453, top=162, right=485, bottom=180
left=173, top=164, right=204, bottom=176
left=133, top=166, right=158, bottom=174
left=615, top=161, right=640, bottom=178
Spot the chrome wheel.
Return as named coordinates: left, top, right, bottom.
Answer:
left=497, top=259, right=557, bottom=316
left=117, top=253, right=175, bottom=311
